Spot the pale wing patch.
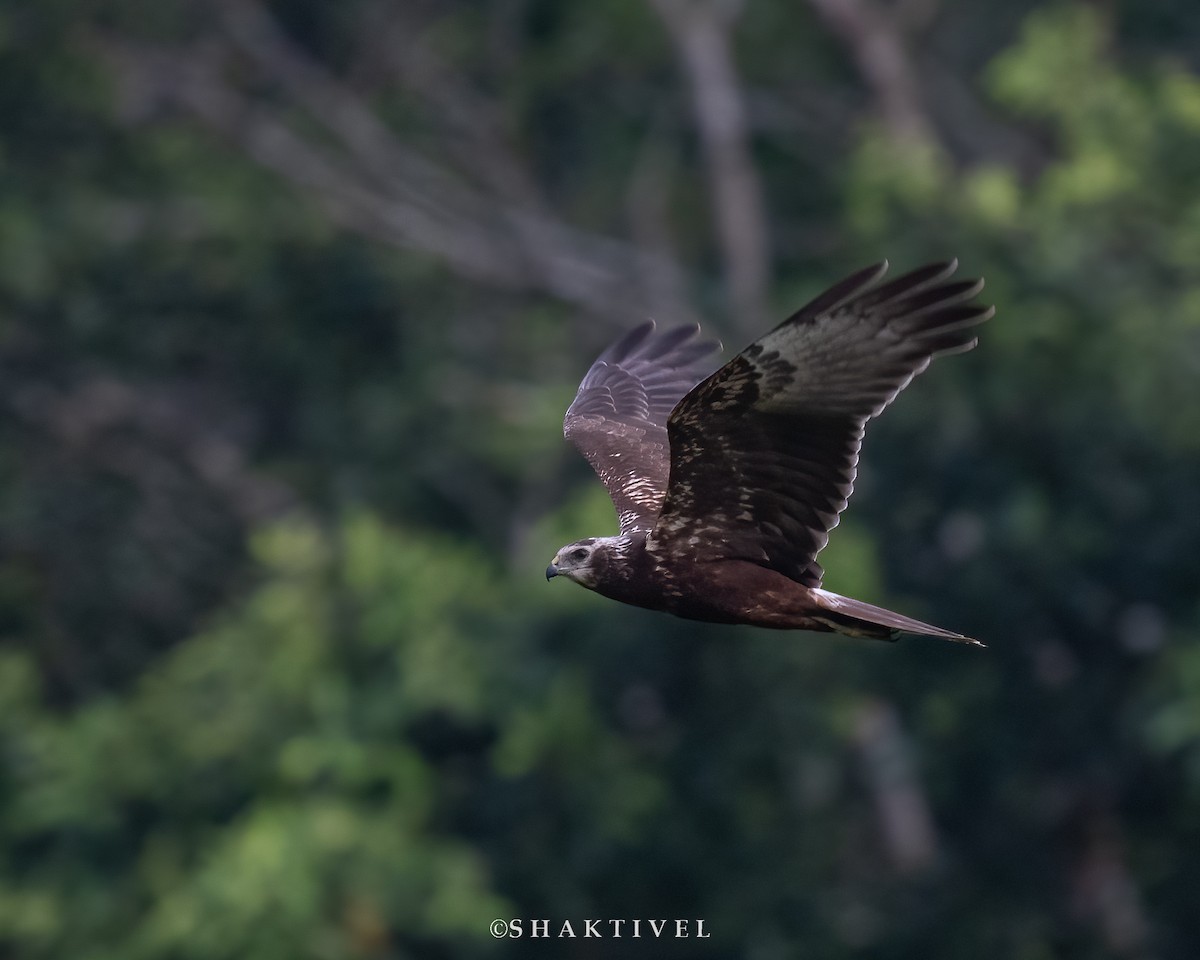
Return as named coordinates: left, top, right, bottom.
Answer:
left=563, top=321, right=721, bottom=535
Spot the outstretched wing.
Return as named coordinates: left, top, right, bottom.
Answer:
left=565, top=321, right=721, bottom=534
left=647, top=260, right=993, bottom=585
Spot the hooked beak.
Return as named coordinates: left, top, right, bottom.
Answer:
left=545, top=562, right=559, bottom=581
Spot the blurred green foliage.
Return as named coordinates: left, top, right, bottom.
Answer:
left=2, top=1, right=1200, bottom=958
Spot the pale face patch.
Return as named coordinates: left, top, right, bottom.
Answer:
left=549, top=535, right=630, bottom=590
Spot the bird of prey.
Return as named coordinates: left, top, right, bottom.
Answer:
left=545, top=260, right=993, bottom=645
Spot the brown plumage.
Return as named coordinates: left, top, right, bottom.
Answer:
left=547, top=261, right=993, bottom=645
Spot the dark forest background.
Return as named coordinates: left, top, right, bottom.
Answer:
left=2, top=0, right=1200, bottom=957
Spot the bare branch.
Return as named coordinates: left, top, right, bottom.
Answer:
left=1066, top=805, right=1152, bottom=960
left=853, top=699, right=939, bottom=875
left=358, top=5, right=552, bottom=214
left=895, top=0, right=942, bottom=34
left=98, top=5, right=701, bottom=328
left=805, top=0, right=935, bottom=145
left=649, top=0, right=770, bottom=330
left=626, top=115, right=694, bottom=326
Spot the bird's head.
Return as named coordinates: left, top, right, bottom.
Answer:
left=546, top=536, right=622, bottom=590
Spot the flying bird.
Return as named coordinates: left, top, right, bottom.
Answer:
left=546, top=260, right=993, bottom=645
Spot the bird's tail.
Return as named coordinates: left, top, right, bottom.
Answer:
left=810, top=588, right=984, bottom=647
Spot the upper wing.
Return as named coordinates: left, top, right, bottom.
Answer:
left=564, top=321, right=721, bottom=534
left=647, top=260, right=994, bottom=585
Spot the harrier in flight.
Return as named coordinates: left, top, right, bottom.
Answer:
left=546, top=261, right=992, bottom=645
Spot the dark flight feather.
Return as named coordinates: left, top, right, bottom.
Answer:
left=646, top=259, right=993, bottom=587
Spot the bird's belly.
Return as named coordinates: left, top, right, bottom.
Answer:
left=655, top=560, right=828, bottom=630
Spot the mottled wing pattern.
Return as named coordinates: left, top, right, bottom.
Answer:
left=565, top=321, right=721, bottom=534
left=647, top=260, right=993, bottom=585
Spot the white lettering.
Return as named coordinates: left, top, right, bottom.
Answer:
left=504, top=916, right=710, bottom=939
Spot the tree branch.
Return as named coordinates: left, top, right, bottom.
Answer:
left=853, top=698, right=939, bottom=874
left=805, top=0, right=935, bottom=145
left=99, top=5, right=700, bottom=329
left=649, top=0, right=770, bottom=330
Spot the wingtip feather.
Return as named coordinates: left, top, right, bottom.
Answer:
left=597, top=320, right=655, bottom=364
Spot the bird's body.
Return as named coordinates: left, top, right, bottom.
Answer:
left=553, top=532, right=967, bottom=640
left=547, top=261, right=993, bottom=645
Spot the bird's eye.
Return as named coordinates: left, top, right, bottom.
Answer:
left=570, top=548, right=589, bottom=562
